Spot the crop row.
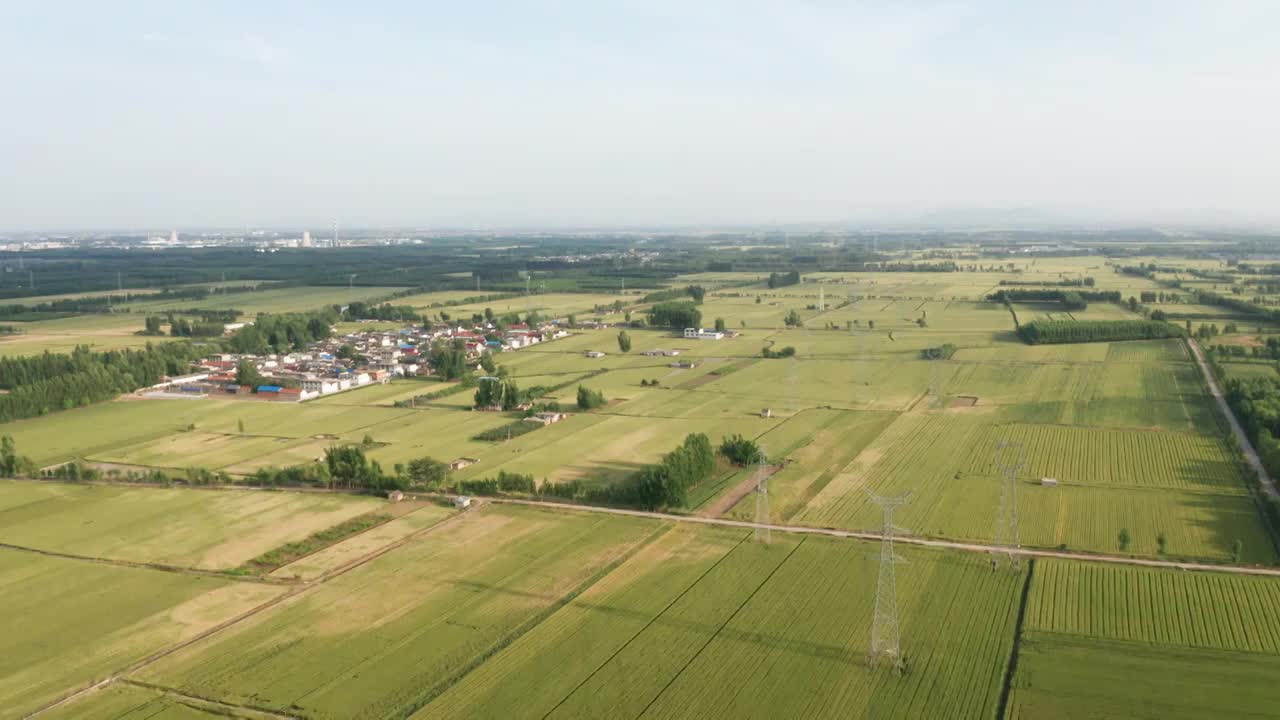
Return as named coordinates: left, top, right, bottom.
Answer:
left=963, top=423, right=1243, bottom=493
left=1026, top=560, right=1280, bottom=654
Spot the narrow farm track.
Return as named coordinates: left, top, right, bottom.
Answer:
left=487, top=497, right=1280, bottom=578
left=1187, top=338, right=1279, bottom=499
left=117, top=679, right=302, bottom=720
left=0, top=541, right=293, bottom=585
left=22, top=506, right=475, bottom=719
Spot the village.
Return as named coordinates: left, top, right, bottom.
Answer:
left=143, top=318, right=575, bottom=402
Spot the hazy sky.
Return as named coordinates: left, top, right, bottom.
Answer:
left=2, top=1, right=1278, bottom=230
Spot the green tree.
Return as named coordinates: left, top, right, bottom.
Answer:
left=407, top=456, right=451, bottom=488
left=1118, top=528, right=1131, bottom=551
left=783, top=309, right=802, bottom=327
left=577, top=385, right=606, bottom=410
left=617, top=331, right=632, bottom=353
left=479, top=351, right=497, bottom=374
left=236, top=360, right=263, bottom=389
left=714, top=317, right=726, bottom=332
left=719, top=434, right=761, bottom=465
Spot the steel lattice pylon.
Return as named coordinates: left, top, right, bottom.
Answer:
left=754, top=448, right=771, bottom=544
left=993, top=439, right=1027, bottom=570
left=868, top=491, right=910, bottom=670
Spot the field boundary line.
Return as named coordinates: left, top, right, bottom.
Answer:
left=394, top=521, right=674, bottom=717
left=541, top=531, right=753, bottom=719
left=1188, top=338, right=1278, bottom=499
left=23, top=583, right=307, bottom=719
left=996, top=559, right=1036, bottom=720
left=118, top=678, right=303, bottom=720
left=25, top=505, right=472, bottom=719
left=487, top=497, right=1280, bottom=577
left=0, top=541, right=292, bottom=585
left=635, top=536, right=806, bottom=719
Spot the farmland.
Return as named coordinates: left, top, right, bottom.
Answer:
left=9, top=253, right=1280, bottom=718
left=0, top=549, right=282, bottom=717
left=0, top=480, right=383, bottom=569
left=134, top=505, right=663, bottom=718
left=1008, top=559, right=1280, bottom=719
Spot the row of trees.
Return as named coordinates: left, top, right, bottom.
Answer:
left=642, top=285, right=706, bottom=304
left=577, top=385, right=607, bottom=409
left=341, top=302, right=420, bottom=322
left=767, top=271, right=801, bottom=288
left=920, top=343, right=958, bottom=359
left=1219, top=375, right=1280, bottom=529
left=998, top=277, right=1096, bottom=287
left=0, top=342, right=207, bottom=422
left=1195, top=291, right=1280, bottom=323
left=629, top=433, right=717, bottom=509
left=719, top=434, right=762, bottom=465
left=474, top=377, right=521, bottom=410
left=228, top=310, right=337, bottom=354
left=988, top=289, right=1122, bottom=306
left=1018, top=320, right=1185, bottom=345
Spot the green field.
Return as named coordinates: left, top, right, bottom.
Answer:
left=135, top=505, right=662, bottom=718
left=417, top=528, right=1022, bottom=720
left=0, top=549, right=281, bottom=717
left=9, top=261, right=1280, bottom=717
left=0, top=481, right=383, bottom=569
left=1008, top=559, right=1280, bottom=719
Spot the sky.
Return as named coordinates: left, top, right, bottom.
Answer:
left=2, top=1, right=1278, bottom=231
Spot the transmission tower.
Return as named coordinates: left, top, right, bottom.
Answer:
left=868, top=491, right=910, bottom=670
left=927, top=360, right=941, bottom=408
left=992, top=439, right=1027, bottom=570
left=754, top=447, right=771, bottom=544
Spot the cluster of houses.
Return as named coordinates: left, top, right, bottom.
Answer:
left=148, top=320, right=574, bottom=403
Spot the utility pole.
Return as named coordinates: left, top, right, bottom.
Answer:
left=868, top=491, right=911, bottom=671
left=993, top=439, right=1027, bottom=570
left=754, top=446, right=770, bottom=544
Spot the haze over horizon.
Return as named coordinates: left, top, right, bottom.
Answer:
left=3, top=1, right=1278, bottom=231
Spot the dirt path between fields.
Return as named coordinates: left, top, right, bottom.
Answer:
left=491, top=497, right=1280, bottom=578
left=0, top=542, right=291, bottom=585
left=23, top=507, right=474, bottom=719
left=699, top=464, right=780, bottom=518
left=1188, top=338, right=1278, bottom=499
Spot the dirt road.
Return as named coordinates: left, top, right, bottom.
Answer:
left=1187, top=338, right=1279, bottom=499
left=492, top=496, right=1280, bottom=578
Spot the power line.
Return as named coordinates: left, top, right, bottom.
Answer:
left=868, top=490, right=911, bottom=671
left=993, top=439, right=1027, bottom=571
left=754, top=446, right=771, bottom=544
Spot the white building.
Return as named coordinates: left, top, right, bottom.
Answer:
left=683, top=328, right=724, bottom=340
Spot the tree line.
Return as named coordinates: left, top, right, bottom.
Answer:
left=641, top=285, right=705, bottom=304
left=1219, top=375, right=1280, bottom=530
left=767, top=271, right=801, bottom=288
left=1017, top=319, right=1185, bottom=345
left=0, top=342, right=208, bottom=422
left=228, top=310, right=337, bottom=354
